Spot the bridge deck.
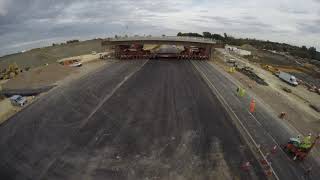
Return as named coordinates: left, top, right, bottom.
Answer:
left=102, top=36, right=222, bottom=47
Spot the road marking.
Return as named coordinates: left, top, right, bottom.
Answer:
left=191, top=60, right=280, bottom=180
left=39, top=60, right=149, bottom=179
left=79, top=60, right=149, bottom=128
left=211, top=53, right=303, bottom=136
left=204, top=61, right=294, bottom=145
left=199, top=61, right=320, bottom=175
left=206, top=61, right=310, bottom=156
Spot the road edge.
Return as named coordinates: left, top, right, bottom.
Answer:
left=191, top=60, right=279, bottom=180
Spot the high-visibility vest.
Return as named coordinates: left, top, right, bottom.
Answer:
left=300, top=136, right=312, bottom=149
left=237, top=87, right=246, bottom=97
left=228, top=67, right=236, bottom=73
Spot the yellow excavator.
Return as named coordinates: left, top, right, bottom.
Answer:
left=261, top=64, right=280, bottom=75
left=0, top=63, right=20, bottom=80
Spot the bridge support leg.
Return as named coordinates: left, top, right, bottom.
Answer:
left=208, top=46, right=214, bottom=61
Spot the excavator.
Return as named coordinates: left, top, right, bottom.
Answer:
left=0, top=63, right=21, bottom=80
left=283, top=133, right=320, bottom=161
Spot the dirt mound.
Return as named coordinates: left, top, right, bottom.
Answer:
left=3, top=63, right=74, bottom=89
left=240, top=44, right=257, bottom=51
left=237, top=67, right=268, bottom=86
left=0, top=39, right=103, bottom=69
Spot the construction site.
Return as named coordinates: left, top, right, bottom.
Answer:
left=0, top=36, right=319, bottom=180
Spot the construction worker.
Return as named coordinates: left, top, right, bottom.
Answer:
left=236, top=87, right=246, bottom=97
left=279, top=112, right=287, bottom=119
left=300, top=133, right=312, bottom=150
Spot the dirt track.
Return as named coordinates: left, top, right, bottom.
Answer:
left=0, top=60, right=264, bottom=180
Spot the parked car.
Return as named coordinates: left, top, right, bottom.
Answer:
left=10, top=95, right=27, bottom=106
left=68, top=61, right=82, bottom=67
left=58, top=59, right=82, bottom=67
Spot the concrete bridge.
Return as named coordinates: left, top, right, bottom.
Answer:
left=102, top=36, right=224, bottom=60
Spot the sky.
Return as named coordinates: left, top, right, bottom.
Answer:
left=0, top=0, right=320, bottom=56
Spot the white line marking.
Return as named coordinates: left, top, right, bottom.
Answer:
left=79, top=60, right=149, bottom=128
left=191, top=61, right=280, bottom=180
left=39, top=60, right=149, bottom=179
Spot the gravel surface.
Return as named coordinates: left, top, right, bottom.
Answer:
left=3, top=63, right=74, bottom=89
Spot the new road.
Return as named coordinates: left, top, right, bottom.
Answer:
left=0, top=60, right=318, bottom=180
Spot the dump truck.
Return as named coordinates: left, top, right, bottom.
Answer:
left=261, top=64, right=279, bottom=75
left=278, top=71, right=298, bottom=86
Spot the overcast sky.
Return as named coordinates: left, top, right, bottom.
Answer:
left=0, top=0, right=320, bottom=56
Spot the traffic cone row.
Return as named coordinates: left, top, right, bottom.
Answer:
left=259, top=145, right=279, bottom=177
left=260, top=157, right=273, bottom=177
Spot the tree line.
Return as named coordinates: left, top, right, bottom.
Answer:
left=177, top=32, right=320, bottom=61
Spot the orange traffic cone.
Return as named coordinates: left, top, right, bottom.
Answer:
left=260, top=159, right=268, bottom=165
left=250, top=98, right=255, bottom=113
left=271, top=145, right=277, bottom=154
left=265, top=169, right=273, bottom=177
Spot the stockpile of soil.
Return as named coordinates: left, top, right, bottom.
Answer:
left=0, top=39, right=103, bottom=69
left=3, top=63, right=74, bottom=89
left=237, top=67, right=269, bottom=86
left=291, top=72, right=320, bottom=87
left=240, top=44, right=257, bottom=51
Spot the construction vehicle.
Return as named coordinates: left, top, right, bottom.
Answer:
left=278, top=71, right=298, bottom=86
left=261, top=64, right=279, bottom=75
left=283, top=134, right=320, bottom=161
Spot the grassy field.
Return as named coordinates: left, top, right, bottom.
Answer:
left=0, top=39, right=104, bottom=69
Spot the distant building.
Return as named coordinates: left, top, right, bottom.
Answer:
left=225, top=45, right=237, bottom=51
left=225, top=45, right=251, bottom=56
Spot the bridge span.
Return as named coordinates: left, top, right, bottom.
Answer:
left=102, top=36, right=224, bottom=60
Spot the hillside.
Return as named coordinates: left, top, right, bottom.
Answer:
left=0, top=39, right=104, bottom=69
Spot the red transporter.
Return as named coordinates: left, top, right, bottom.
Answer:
left=116, top=44, right=150, bottom=59
left=283, top=134, right=320, bottom=160
left=179, top=46, right=209, bottom=60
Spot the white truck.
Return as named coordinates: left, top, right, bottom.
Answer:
left=278, top=71, right=298, bottom=86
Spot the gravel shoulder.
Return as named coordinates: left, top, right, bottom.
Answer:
left=213, top=48, right=320, bottom=160
left=0, top=60, right=113, bottom=126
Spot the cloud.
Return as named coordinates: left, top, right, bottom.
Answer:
left=298, top=19, right=320, bottom=34
left=0, top=0, right=320, bottom=56
left=0, top=0, right=10, bottom=16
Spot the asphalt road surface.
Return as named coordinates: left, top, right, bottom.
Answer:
left=0, top=60, right=265, bottom=180
left=192, top=60, right=320, bottom=180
